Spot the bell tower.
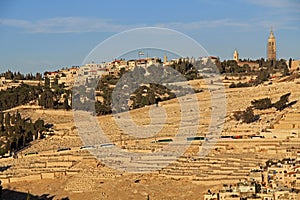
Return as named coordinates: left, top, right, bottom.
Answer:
left=267, top=27, right=276, bottom=61
left=233, top=49, right=239, bottom=62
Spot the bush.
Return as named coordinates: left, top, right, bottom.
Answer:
left=256, top=70, right=270, bottom=84
left=233, top=107, right=259, bottom=123
left=229, top=82, right=250, bottom=88
left=272, top=93, right=291, bottom=111
left=236, top=82, right=250, bottom=88
left=229, top=83, right=236, bottom=88
left=251, top=98, right=272, bottom=110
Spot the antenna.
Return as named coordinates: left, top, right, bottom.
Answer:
left=270, top=26, right=273, bottom=34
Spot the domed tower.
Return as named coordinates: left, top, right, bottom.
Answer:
left=233, top=49, right=239, bottom=62
left=267, top=27, right=276, bottom=61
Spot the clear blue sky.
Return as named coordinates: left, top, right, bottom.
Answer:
left=0, top=0, right=299, bottom=73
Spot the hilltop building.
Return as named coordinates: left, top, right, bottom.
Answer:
left=163, top=54, right=168, bottom=63
left=267, top=27, right=276, bottom=61
left=205, top=157, right=300, bottom=200
left=233, top=49, right=239, bottom=62
left=289, top=59, right=300, bottom=72
left=232, top=49, right=259, bottom=70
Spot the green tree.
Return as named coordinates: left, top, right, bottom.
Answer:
left=288, top=58, right=292, bottom=69
left=283, top=65, right=289, bottom=76
left=44, top=76, right=50, bottom=88
left=63, top=94, right=70, bottom=110
left=34, top=118, right=45, bottom=139
left=53, top=76, right=59, bottom=87
left=255, top=70, right=270, bottom=84
left=35, top=72, right=42, bottom=81
left=0, top=112, right=4, bottom=125
left=5, top=113, right=11, bottom=128
left=39, top=89, right=54, bottom=109
left=234, top=107, right=258, bottom=123
left=242, top=107, right=256, bottom=123
left=148, top=91, right=156, bottom=105
left=10, top=113, right=16, bottom=125
left=273, top=93, right=291, bottom=111
left=251, top=98, right=272, bottom=110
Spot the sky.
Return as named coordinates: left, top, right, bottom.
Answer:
left=0, top=0, right=299, bottom=73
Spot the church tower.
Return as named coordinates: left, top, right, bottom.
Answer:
left=163, top=54, right=168, bottom=63
left=233, top=49, right=239, bottom=62
left=267, top=28, right=276, bottom=61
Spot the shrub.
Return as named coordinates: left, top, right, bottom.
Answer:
left=229, top=83, right=236, bottom=88
left=233, top=107, right=259, bottom=123
left=251, top=98, right=272, bottom=110
left=273, top=93, right=291, bottom=111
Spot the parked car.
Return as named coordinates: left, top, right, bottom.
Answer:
left=57, top=147, right=71, bottom=152
left=25, top=152, right=38, bottom=156
left=99, top=143, right=115, bottom=148
left=80, top=145, right=96, bottom=149
left=151, top=139, right=173, bottom=143
left=186, top=136, right=205, bottom=141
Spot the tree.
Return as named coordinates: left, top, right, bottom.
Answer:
left=39, top=89, right=54, bottom=109
left=256, top=70, right=270, bottom=84
left=53, top=76, right=59, bottom=86
left=243, top=107, right=257, bottom=123
left=251, top=98, right=272, bottom=110
left=35, top=72, right=42, bottom=81
left=5, top=113, right=11, bottom=128
left=283, top=65, right=289, bottom=76
left=0, top=84, right=42, bottom=111
left=288, top=58, right=292, bottom=69
left=44, top=77, right=50, bottom=88
left=234, top=107, right=258, bottom=123
left=273, top=93, right=291, bottom=111
left=215, top=58, right=225, bottom=73
left=3, top=70, right=14, bottom=80
left=119, top=67, right=126, bottom=77
left=11, top=113, right=18, bottom=125
left=34, top=118, right=45, bottom=139
left=255, top=183, right=261, bottom=193
left=0, top=112, right=4, bottom=125
left=147, top=91, right=156, bottom=105
left=63, top=94, right=70, bottom=110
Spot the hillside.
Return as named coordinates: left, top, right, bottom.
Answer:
left=0, top=77, right=300, bottom=199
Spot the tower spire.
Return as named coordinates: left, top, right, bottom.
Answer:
left=233, top=49, right=239, bottom=62
left=270, top=26, right=274, bottom=37
left=267, top=27, right=276, bottom=61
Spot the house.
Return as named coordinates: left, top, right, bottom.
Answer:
left=289, top=60, right=300, bottom=71
left=237, top=181, right=256, bottom=198
left=127, top=60, right=136, bottom=69
left=204, top=192, right=218, bottom=200
left=0, top=77, right=5, bottom=86
left=146, top=57, right=161, bottom=66
left=218, top=191, right=240, bottom=200
left=136, top=59, right=147, bottom=66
